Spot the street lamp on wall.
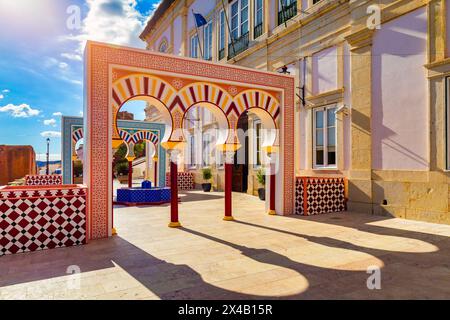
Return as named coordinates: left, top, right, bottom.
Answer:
left=46, top=138, right=50, bottom=175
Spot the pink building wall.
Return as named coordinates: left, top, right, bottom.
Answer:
left=372, top=7, right=429, bottom=171
left=312, top=46, right=338, bottom=95
left=173, top=15, right=183, bottom=55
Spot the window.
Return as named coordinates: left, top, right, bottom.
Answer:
left=190, top=35, right=199, bottom=58
left=230, top=0, right=249, bottom=41
left=204, top=21, right=213, bottom=60
left=253, top=120, right=262, bottom=167
left=446, top=77, right=450, bottom=169
left=158, top=40, right=168, bottom=53
left=228, top=0, right=250, bottom=58
left=215, top=129, right=224, bottom=169
left=313, top=106, right=337, bottom=168
left=202, top=133, right=211, bottom=167
left=254, top=0, right=263, bottom=39
left=218, top=10, right=226, bottom=60
left=278, top=0, right=297, bottom=26
left=189, top=135, right=196, bottom=168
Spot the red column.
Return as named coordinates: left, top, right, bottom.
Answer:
left=169, top=151, right=181, bottom=227
left=154, top=158, right=158, bottom=187
left=128, top=160, right=133, bottom=188
left=268, top=162, right=276, bottom=215
left=224, top=163, right=233, bottom=220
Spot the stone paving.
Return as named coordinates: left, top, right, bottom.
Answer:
left=0, top=191, right=449, bottom=300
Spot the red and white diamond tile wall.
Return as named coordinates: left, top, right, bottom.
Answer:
left=165, top=172, right=195, bottom=190
left=295, top=177, right=346, bottom=216
left=0, top=187, right=86, bottom=256
left=25, top=175, right=63, bottom=186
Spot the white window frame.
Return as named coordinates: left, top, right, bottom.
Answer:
left=313, top=105, right=337, bottom=169
left=229, top=0, right=249, bottom=41
left=446, top=77, right=450, bottom=170
left=158, top=40, right=168, bottom=53
left=218, top=10, right=226, bottom=54
left=188, top=134, right=196, bottom=169
left=253, top=119, right=262, bottom=168
left=254, top=0, right=264, bottom=28
left=203, top=21, right=213, bottom=60
left=190, top=35, right=199, bottom=58
left=202, top=132, right=211, bottom=168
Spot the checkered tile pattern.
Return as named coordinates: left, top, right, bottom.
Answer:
left=25, top=175, right=63, bottom=186
left=116, top=187, right=171, bottom=203
left=295, top=177, right=346, bottom=216
left=165, top=172, right=194, bottom=190
left=0, top=186, right=86, bottom=256
left=295, top=179, right=305, bottom=215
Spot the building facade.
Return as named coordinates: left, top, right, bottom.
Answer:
left=0, top=145, right=37, bottom=185
left=140, top=0, right=450, bottom=224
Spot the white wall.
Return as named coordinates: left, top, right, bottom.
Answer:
left=372, top=7, right=429, bottom=170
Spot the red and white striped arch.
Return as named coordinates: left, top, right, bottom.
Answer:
left=131, top=130, right=159, bottom=145
left=72, top=128, right=84, bottom=143
left=111, top=75, right=281, bottom=146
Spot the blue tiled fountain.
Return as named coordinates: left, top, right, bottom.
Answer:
left=116, top=181, right=171, bottom=205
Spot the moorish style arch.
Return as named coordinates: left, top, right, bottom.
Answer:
left=61, top=116, right=167, bottom=186
left=84, top=41, right=295, bottom=240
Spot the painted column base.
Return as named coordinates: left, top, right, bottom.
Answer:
left=267, top=209, right=276, bottom=215
left=168, top=221, right=182, bottom=228
left=223, top=216, right=234, bottom=221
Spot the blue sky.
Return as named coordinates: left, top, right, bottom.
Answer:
left=0, top=0, right=160, bottom=160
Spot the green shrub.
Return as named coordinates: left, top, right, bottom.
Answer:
left=256, top=168, right=266, bottom=186
left=115, top=161, right=129, bottom=176
left=202, top=167, right=212, bottom=182
left=73, top=161, right=83, bottom=177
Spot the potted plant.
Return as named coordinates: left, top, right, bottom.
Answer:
left=256, top=168, right=266, bottom=201
left=201, top=167, right=212, bottom=192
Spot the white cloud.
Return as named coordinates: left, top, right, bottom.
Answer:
left=40, top=131, right=61, bottom=138
left=67, top=0, right=160, bottom=51
left=0, top=103, right=41, bottom=118
left=58, top=62, right=69, bottom=69
left=52, top=112, right=63, bottom=116
left=44, top=118, right=57, bottom=126
left=2, top=89, right=10, bottom=93
left=36, top=153, right=61, bottom=161
left=0, top=94, right=3, bottom=100
left=79, top=111, right=84, bottom=116
left=61, top=53, right=82, bottom=61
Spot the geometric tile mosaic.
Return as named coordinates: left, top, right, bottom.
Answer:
left=25, top=175, right=63, bottom=186
left=295, top=177, right=346, bottom=216
left=0, top=186, right=86, bottom=256
left=165, top=172, right=195, bottom=190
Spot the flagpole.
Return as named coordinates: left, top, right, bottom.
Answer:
left=192, top=10, right=205, bottom=59
left=220, top=0, right=236, bottom=58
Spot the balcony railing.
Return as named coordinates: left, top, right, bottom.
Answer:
left=219, top=48, right=225, bottom=60
left=228, top=32, right=249, bottom=59
left=278, top=1, right=297, bottom=26
left=254, top=23, right=263, bottom=39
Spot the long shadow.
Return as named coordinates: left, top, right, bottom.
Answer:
left=1, top=214, right=449, bottom=299
left=0, top=236, right=262, bottom=299
left=230, top=218, right=450, bottom=298
left=179, top=227, right=371, bottom=299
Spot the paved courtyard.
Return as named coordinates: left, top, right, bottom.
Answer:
left=0, top=191, right=449, bottom=299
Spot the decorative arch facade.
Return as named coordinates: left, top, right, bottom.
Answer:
left=85, top=41, right=295, bottom=240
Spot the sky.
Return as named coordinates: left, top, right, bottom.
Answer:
left=0, top=0, right=161, bottom=161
